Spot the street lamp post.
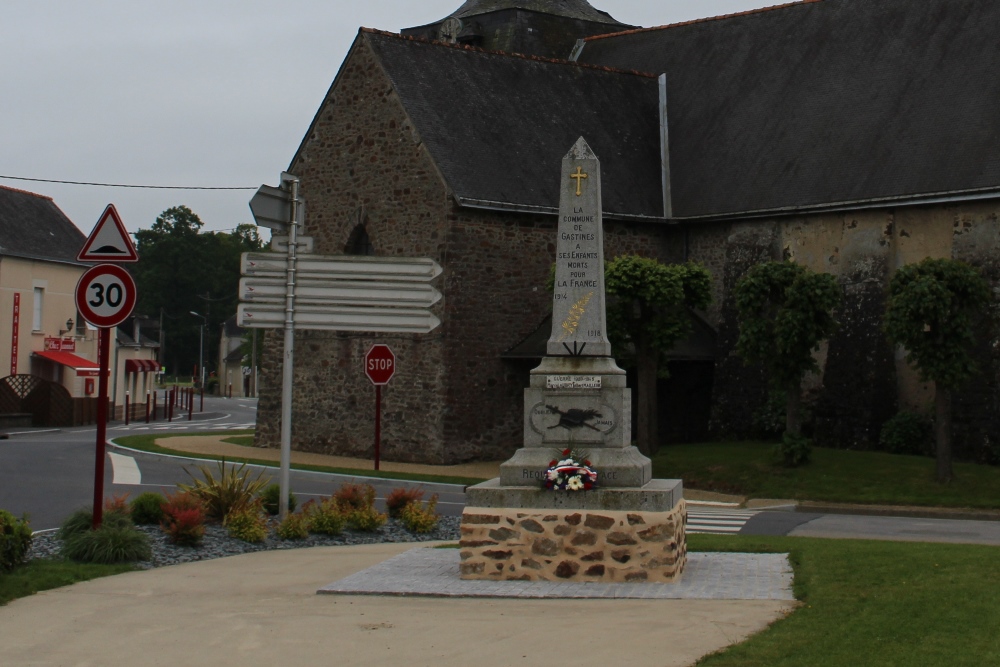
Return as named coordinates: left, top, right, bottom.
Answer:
left=190, top=311, right=206, bottom=389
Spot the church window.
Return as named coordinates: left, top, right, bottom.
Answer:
left=345, top=224, right=375, bottom=255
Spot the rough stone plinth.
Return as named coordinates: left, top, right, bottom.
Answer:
left=459, top=503, right=686, bottom=583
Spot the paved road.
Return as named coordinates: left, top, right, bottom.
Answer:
left=3, top=400, right=999, bottom=544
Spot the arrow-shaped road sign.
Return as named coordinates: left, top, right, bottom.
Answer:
left=239, top=277, right=442, bottom=309
left=238, top=303, right=441, bottom=334
left=241, top=252, right=443, bottom=282
left=248, top=184, right=305, bottom=232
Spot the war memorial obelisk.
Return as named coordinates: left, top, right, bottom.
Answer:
left=460, top=138, right=686, bottom=583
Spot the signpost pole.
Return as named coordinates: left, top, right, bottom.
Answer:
left=375, top=385, right=381, bottom=471
left=278, top=174, right=300, bottom=520
left=91, top=327, right=111, bottom=529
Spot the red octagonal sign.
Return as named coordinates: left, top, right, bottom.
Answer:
left=364, top=344, right=395, bottom=386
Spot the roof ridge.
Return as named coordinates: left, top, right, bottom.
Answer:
left=584, top=0, right=824, bottom=42
left=360, top=27, right=657, bottom=79
left=0, top=183, right=53, bottom=201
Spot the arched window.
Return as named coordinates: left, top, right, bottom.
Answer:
left=345, top=224, right=375, bottom=255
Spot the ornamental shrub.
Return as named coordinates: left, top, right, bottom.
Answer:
left=333, top=483, right=375, bottom=512
left=305, top=498, right=346, bottom=536
left=59, top=507, right=132, bottom=541
left=130, top=492, right=165, bottom=525
left=62, top=523, right=151, bottom=564
left=225, top=504, right=268, bottom=543
left=399, top=495, right=439, bottom=534
left=0, top=509, right=33, bottom=571
left=276, top=512, right=310, bottom=540
left=774, top=432, right=812, bottom=468
left=178, top=459, right=269, bottom=521
left=385, top=487, right=424, bottom=518
left=258, top=483, right=297, bottom=516
left=160, top=491, right=206, bottom=547
left=104, top=493, right=131, bottom=515
left=347, top=506, right=388, bottom=533
left=880, top=411, right=933, bottom=456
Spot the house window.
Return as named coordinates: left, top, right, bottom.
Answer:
left=32, top=287, right=43, bottom=331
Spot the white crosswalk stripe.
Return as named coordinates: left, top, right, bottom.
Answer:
left=687, top=504, right=760, bottom=535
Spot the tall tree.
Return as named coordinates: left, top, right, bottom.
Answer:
left=605, top=256, right=712, bottom=457
left=133, top=207, right=263, bottom=376
left=884, top=258, right=993, bottom=482
left=733, top=261, right=841, bottom=442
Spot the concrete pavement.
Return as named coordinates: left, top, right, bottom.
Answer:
left=0, top=542, right=795, bottom=667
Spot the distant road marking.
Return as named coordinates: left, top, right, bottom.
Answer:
left=687, top=506, right=760, bottom=534
left=108, top=452, right=142, bottom=485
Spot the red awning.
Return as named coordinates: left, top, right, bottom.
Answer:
left=125, top=359, right=160, bottom=373
left=33, top=350, right=101, bottom=377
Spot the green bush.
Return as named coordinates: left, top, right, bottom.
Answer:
left=276, top=512, right=310, bottom=540
left=130, top=492, right=165, bottom=525
left=774, top=432, right=812, bottom=468
left=0, top=509, right=33, bottom=571
left=347, top=506, right=388, bottom=533
left=225, top=505, right=268, bottom=543
left=880, top=411, right=933, bottom=456
left=59, top=508, right=132, bottom=541
left=258, top=483, right=297, bottom=516
left=399, top=495, right=439, bottom=534
left=61, top=524, right=151, bottom=564
left=178, top=459, right=269, bottom=521
left=306, top=498, right=346, bottom=536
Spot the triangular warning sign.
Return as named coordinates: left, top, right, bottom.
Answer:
left=78, top=204, right=138, bottom=263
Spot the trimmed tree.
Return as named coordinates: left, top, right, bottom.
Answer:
left=884, top=257, right=993, bottom=482
left=733, top=261, right=841, bottom=462
left=605, top=256, right=712, bottom=457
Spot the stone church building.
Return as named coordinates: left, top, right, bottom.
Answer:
left=256, top=0, right=1000, bottom=465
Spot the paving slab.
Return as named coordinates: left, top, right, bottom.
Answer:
left=320, top=547, right=795, bottom=600
left=0, top=543, right=796, bottom=667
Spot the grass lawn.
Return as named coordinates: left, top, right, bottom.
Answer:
left=112, top=432, right=486, bottom=487
left=689, top=534, right=1000, bottom=666
left=654, top=442, right=1000, bottom=509
left=0, top=559, right=135, bottom=606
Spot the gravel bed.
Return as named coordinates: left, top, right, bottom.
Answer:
left=29, top=516, right=461, bottom=569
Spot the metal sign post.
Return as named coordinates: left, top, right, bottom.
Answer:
left=364, top=344, right=396, bottom=471
left=278, top=173, right=300, bottom=520
left=75, top=262, right=137, bottom=529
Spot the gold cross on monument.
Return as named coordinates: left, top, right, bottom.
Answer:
left=570, top=167, right=588, bottom=196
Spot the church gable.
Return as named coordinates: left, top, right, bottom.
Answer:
left=580, top=0, right=1000, bottom=219
left=365, top=30, right=663, bottom=220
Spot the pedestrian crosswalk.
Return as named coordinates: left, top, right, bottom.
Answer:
left=687, top=503, right=760, bottom=535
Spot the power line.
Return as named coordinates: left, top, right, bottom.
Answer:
left=0, top=174, right=256, bottom=190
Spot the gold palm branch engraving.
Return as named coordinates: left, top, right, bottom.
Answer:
left=558, top=291, right=594, bottom=341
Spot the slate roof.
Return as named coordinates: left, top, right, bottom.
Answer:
left=578, top=0, right=1000, bottom=218
left=449, top=0, right=622, bottom=25
left=0, top=186, right=86, bottom=264
left=364, top=31, right=663, bottom=219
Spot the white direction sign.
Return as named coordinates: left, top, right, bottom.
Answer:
left=238, top=304, right=441, bottom=333
left=248, top=184, right=304, bottom=232
left=239, top=277, right=442, bottom=308
left=241, top=253, right=443, bottom=282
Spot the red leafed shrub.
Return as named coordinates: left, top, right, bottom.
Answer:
left=104, top=493, right=131, bottom=515
left=385, top=487, right=424, bottom=518
left=333, top=483, right=376, bottom=511
left=160, top=491, right=206, bottom=546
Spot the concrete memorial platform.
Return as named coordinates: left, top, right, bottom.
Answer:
left=460, top=138, right=687, bottom=583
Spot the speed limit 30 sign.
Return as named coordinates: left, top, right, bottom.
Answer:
left=75, top=264, right=137, bottom=328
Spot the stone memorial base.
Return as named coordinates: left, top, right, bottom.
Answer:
left=459, top=480, right=686, bottom=583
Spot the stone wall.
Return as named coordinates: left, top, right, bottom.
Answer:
left=459, top=504, right=686, bottom=582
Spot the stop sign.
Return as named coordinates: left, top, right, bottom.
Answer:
left=364, top=344, right=396, bottom=385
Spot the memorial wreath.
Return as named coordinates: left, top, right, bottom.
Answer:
left=543, top=449, right=597, bottom=491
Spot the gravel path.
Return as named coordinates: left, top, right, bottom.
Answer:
left=29, top=516, right=461, bottom=569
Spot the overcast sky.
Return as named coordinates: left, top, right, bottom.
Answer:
left=2, top=0, right=773, bottom=236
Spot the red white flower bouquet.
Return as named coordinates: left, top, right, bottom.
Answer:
left=543, top=449, right=597, bottom=491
